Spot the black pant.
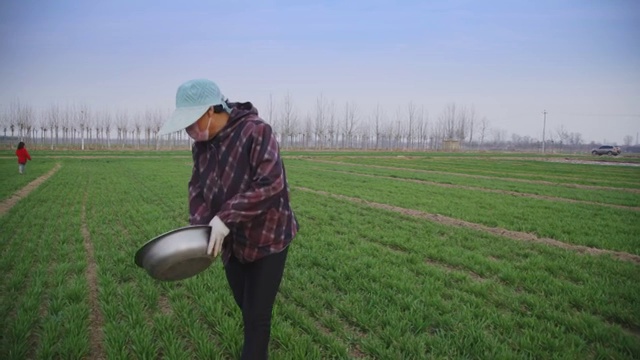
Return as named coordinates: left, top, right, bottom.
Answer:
left=224, top=246, right=289, bottom=360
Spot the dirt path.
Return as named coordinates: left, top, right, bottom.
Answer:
left=316, top=168, right=640, bottom=211
left=303, top=159, right=640, bottom=194
left=81, top=189, right=105, bottom=360
left=295, top=186, right=640, bottom=264
left=0, top=163, right=62, bottom=216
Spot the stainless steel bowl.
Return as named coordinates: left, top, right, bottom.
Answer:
left=134, top=225, right=214, bottom=281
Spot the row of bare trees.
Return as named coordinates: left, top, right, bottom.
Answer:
left=2, top=96, right=610, bottom=152
left=0, top=101, right=176, bottom=150
left=265, top=94, right=496, bottom=151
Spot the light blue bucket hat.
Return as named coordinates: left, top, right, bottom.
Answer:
left=158, top=79, right=232, bottom=135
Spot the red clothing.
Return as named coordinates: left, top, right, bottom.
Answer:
left=189, top=102, right=299, bottom=265
left=16, top=148, right=31, bottom=164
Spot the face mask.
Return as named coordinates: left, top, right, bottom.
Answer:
left=186, top=116, right=212, bottom=142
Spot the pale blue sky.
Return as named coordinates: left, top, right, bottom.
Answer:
left=1, top=0, right=639, bottom=144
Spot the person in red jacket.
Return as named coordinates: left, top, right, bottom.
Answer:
left=16, top=142, right=32, bottom=174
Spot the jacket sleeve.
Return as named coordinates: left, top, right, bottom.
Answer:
left=216, top=123, right=285, bottom=225
left=188, top=146, right=211, bottom=225
left=26, top=149, right=31, bottom=160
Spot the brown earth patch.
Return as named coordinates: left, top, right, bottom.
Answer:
left=158, top=295, right=172, bottom=316
left=304, top=159, right=640, bottom=194
left=81, top=190, right=105, bottom=360
left=0, top=163, right=62, bottom=216
left=321, top=169, right=640, bottom=211
left=296, top=187, right=640, bottom=265
left=620, top=323, right=640, bottom=341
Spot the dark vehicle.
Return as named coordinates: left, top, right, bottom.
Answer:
left=591, top=145, right=621, bottom=156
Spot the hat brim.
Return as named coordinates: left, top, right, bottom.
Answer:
left=158, top=105, right=210, bottom=136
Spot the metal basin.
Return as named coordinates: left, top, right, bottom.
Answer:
left=135, top=225, right=214, bottom=281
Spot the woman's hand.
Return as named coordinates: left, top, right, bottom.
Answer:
left=207, top=216, right=230, bottom=257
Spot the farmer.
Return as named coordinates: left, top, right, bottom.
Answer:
left=16, top=141, right=32, bottom=174
left=158, top=79, right=299, bottom=360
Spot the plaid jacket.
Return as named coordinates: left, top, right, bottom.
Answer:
left=188, top=102, right=299, bottom=265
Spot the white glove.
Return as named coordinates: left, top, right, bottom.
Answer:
left=207, top=216, right=230, bottom=258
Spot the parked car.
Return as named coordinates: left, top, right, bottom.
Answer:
left=591, top=145, right=621, bottom=156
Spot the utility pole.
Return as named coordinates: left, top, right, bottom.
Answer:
left=542, top=110, right=547, bottom=153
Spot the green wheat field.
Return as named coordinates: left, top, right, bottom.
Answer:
left=1, top=150, right=639, bottom=359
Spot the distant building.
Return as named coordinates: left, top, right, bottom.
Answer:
left=443, top=139, right=461, bottom=151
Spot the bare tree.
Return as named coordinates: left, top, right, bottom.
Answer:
left=46, top=104, right=61, bottom=150
left=24, top=104, right=34, bottom=143
left=61, top=104, right=72, bottom=146
left=418, top=106, right=428, bottom=150
left=302, top=111, right=313, bottom=148
left=342, top=101, right=358, bottom=148
left=456, top=105, right=468, bottom=144
left=143, top=109, right=153, bottom=147
left=556, top=125, right=570, bottom=150
left=440, top=103, right=457, bottom=140
left=373, top=103, right=383, bottom=150
left=358, top=120, right=371, bottom=150
left=383, top=120, right=395, bottom=150
left=467, top=105, right=476, bottom=147
left=116, top=110, right=129, bottom=149
left=75, top=103, right=90, bottom=150
left=394, top=106, right=404, bottom=149
left=11, top=100, right=34, bottom=141
left=478, top=117, right=490, bottom=150
left=102, top=110, right=113, bottom=149
left=39, top=113, right=47, bottom=147
left=265, top=93, right=278, bottom=141
left=407, top=101, right=416, bottom=150
left=153, top=109, right=167, bottom=150
left=491, top=128, right=507, bottom=146
left=327, top=100, right=337, bottom=149
left=623, top=135, right=634, bottom=147
left=314, top=94, right=326, bottom=149
left=280, top=92, right=297, bottom=149
left=0, top=109, right=7, bottom=142
left=10, top=101, right=22, bottom=140
left=569, top=132, right=583, bottom=150
left=133, top=112, right=142, bottom=149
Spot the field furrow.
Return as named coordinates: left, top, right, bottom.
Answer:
left=306, top=158, right=640, bottom=192
left=295, top=186, right=640, bottom=265
left=317, top=167, right=640, bottom=211
left=286, top=165, right=640, bottom=255
left=81, top=188, right=105, bottom=360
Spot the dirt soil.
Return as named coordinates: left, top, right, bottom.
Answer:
left=81, top=190, right=106, bottom=360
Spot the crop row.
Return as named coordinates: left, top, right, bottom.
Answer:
left=284, top=163, right=640, bottom=255
left=311, top=156, right=640, bottom=189
left=1, top=164, right=90, bottom=359
left=287, top=158, right=640, bottom=207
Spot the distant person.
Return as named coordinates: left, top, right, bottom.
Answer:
left=16, top=142, right=32, bottom=175
left=158, top=78, right=299, bottom=360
